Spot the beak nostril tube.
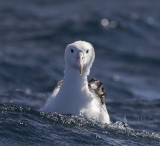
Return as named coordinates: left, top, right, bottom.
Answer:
left=76, top=52, right=84, bottom=75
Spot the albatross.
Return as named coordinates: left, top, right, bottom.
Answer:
left=41, top=41, right=110, bottom=124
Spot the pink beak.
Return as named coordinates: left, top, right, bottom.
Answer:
left=76, top=52, right=84, bottom=75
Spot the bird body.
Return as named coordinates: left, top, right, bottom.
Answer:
left=41, top=41, right=110, bottom=124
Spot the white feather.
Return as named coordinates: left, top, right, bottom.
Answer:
left=41, top=41, right=110, bottom=124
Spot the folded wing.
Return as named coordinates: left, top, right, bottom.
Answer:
left=53, top=78, right=106, bottom=105
left=88, top=78, right=106, bottom=104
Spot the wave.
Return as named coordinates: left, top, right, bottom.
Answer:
left=0, top=104, right=160, bottom=142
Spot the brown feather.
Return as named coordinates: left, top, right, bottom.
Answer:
left=55, top=80, right=63, bottom=89
left=88, top=78, right=106, bottom=104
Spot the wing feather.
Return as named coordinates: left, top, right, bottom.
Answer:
left=52, top=80, right=63, bottom=97
left=52, top=78, right=107, bottom=105
left=88, top=78, right=106, bottom=104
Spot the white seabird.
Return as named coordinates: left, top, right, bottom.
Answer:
left=41, top=41, right=110, bottom=124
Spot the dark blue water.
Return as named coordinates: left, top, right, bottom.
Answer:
left=0, top=0, right=160, bottom=145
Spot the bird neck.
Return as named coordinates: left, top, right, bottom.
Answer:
left=63, top=67, right=88, bottom=88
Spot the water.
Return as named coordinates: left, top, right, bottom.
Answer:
left=0, top=0, right=160, bottom=145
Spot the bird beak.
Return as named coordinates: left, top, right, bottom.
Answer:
left=76, top=52, right=84, bottom=75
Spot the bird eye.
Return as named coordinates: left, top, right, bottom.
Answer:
left=71, top=49, right=74, bottom=53
left=86, top=50, right=89, bottom=53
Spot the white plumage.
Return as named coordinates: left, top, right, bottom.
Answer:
left=41, top=41, right=110, bottom=124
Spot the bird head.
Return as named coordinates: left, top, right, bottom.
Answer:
left=65, top=41, right=95, bottom=76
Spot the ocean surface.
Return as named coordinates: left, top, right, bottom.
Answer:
left=0, top=0, right=160, bottom=145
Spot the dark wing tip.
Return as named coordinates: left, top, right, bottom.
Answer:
left=53, top=80, right=63, bottom=91
left=89, top=78, right=97, bottom=82
left=88, top=78, right=107, bottom=104
left=57, top=80, right=63, bottom=87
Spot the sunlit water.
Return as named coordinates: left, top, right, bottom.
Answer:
left=0, top=0, right=160, bottom=145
